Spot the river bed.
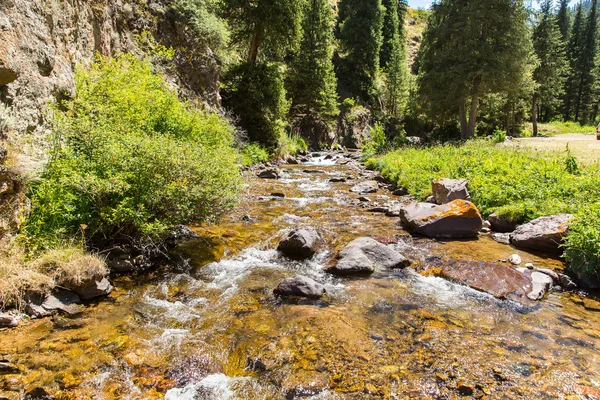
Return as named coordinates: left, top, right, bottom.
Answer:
left=1, top=154, right=599, bottom=399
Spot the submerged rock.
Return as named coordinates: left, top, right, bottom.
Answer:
left=274, top=276, right=325, bottom=298
left=510, top=214, right=571, bottom=253
left=399, top=200, right=483, bottom=238
left=166, top=225, right=200, bottom=245
left=327, top=237, right=410, bottom=275
left=432, top=178, right=471, bottom=204
left=278, top=228, right=320, bottom=259
left=350, top=181, right=379, bottom=194
left=488, top=213, right=518, bottom=233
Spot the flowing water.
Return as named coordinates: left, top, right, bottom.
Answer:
left=1, top=154, right=600, bottom=399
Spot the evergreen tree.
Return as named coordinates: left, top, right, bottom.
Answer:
left=532, top=0, right=568, bottom=136
left=563, top=3, right=584, bottom=119
left=576, top=0, right=598, bottom=122
left=287, top=0, right=339, bottom=119
left=222, top=0, right=305, bottom=62
left=336, top=0, right=385, bottom=104
left=417, top=0, right=532, bottom=139
left=556, top=0, right=570, bottom=43
left=381, top=0, right=410, bottom=118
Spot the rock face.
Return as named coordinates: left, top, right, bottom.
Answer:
left=274, top=276, right=325, bottom=298
left=399, top=200, right=483, bottom=238
left=277, top=228, right=319, bottom=259
left=293, top=112, right=335, bottom=149
left=327, top=237, right=410, bottom=275
left=488, top=213, right=518, bottom=233
left=338, top=106, right=372, bottom=149
left=349, top=181, right=379, bottom=194
left=431, top=179, right=471, bottom=204
left=510, top=214, right=571, bottom=253
left=0, top=0, right=222, bottom=140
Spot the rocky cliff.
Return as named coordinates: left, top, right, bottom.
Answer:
left=0, top=0, right=221, bottom=168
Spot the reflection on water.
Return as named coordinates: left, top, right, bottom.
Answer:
left=1, top=153, right=599, bottom=399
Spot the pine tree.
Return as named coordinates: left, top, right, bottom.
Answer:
left=381, top=0, right=410, bottom=118
left=576, top=0, right=598, bottom=122
left=336, top=0, right=385, bottom=104
left=287, top=0, right=339, bottom=119
left=563, top=3, right=584, bottom=120
left=417, top=0, right=532, bottom=139
left=532, top=0, right=568, bottom=136
left=556, top=0, right=570, bottom=43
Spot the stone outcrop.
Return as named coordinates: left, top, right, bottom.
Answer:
left=510, top=214, right=571, bottom=253
left=399, top=200, right=483, bottom=238
left=327, top=237, right=410, bottom=275
left=431, top=178, right=471, bottom=204
left=274, top=276, right=325, bottom=298
left=338, top=106, right=371, bottom=149
left=278, top=228, right=320, bottom=259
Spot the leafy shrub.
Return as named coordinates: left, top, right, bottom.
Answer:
left=166, top=0, right=229, bottom=54
left=240, top=143, right=270, bottom=166
left=563, top=205, right=600, bottom=278
left=491, top=128, right=506, bottom=143
left=278, top=132, right=308, bottom=158
left=342, top=98, right=356, bottom=110
left=362, top=123, right=388, bottom=159
left=222, top=62, right=289, bottom=148
left=26, top=55, right=241, bottom=250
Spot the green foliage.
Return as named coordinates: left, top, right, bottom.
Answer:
left=26, top=55, right=241, bottom=249
left=556, top=0, right=570, bottom=43
left=366, top=140, right=600, bottom=225
left=417, top=0, right=533, bottom=138
left=278, top=132, right=308, bottom=158
left=287, top=0, right=339, bottom=119
left=240, top=143, right=270, bottom=166
left=336, top=0, right=385, bottom=104
left=222, top=0, right=305, bottom=61
left=342, top=98, right=356, bottom=110
left=491, top=128, right=506, bottom=143
left=563, top=205, right=600, bottom=276
left=565, top=145, right=579, bottom=174
left=362, top=123, right=386, bottom=159
left=222, top=62, right=289, bottom=148
left=167, top=0, right=230, bottom=55
left=532, top=0, right=568, bottom=124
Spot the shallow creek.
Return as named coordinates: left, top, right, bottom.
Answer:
left=1, top=154, right=600, bottom=399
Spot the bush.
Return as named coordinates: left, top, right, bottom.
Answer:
left=362, top=123, right=388, bottom=159
left=563, top=205, right=600, bottom=279
left=240, top=143, right=270, bottom=166
left=26, top=55, right=241, bottom=250
left=222, top=62, right=289, bottom=148
left=491, top=128, right=506, bottom=143
left=278, top=132, right=308, bottom=158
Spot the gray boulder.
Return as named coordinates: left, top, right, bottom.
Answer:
left=432, top=178, right=471, bottom=204
left=327, top=237, right=410, bottom=275
left=510, top=214, right=572, bottom=253
left=399, top=200, right=483, bottom=238
left=350, top=181, right=379, bottom=194
left=274, top=276, right=325, bottom=298
left=257, top=169, right=280, bottom=179
left=488, top=213, right=518, bottom=233
left=25, top=289, right=83, bottom=317
left=278, top=228, right=319, bottom=259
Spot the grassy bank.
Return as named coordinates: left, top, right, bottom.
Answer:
left=366, top=141, right=600, bottom=277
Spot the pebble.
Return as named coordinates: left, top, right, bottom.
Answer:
left=508, top=254, right=522, bottom=265
left=457, top=382, right=475, bottom=396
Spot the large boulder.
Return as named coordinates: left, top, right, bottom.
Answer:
left=432, top=179, right=471, bottom=204
left=66, top=277, right=113, bottom=300
left=338, top=106, right=372, bottom=149
left=399, top=200, right=483, bottom=238
left=25, top=289, right=83, bottom=317
left=437, top=260, right=555, bottom=304
left=327, top=237, right=410, bottom=275
left=488, top=213, right=518, bottom=233
left=350, top=181, right=379, bottom=194
left=510, top=214, right=572, bottom=253
left=278, top=228, right=320, bottom=259
left=274, top=276, right=325, bottom=298
left=257, top=169, right=280, bottom=179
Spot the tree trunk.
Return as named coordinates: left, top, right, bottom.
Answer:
left=466, top=92, right=479, bottom=139
left=459, top=104, right=468, bottom=139
left=532, top=94, right=539, bottom=137
left=248, top=24, right=262, bottom=62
